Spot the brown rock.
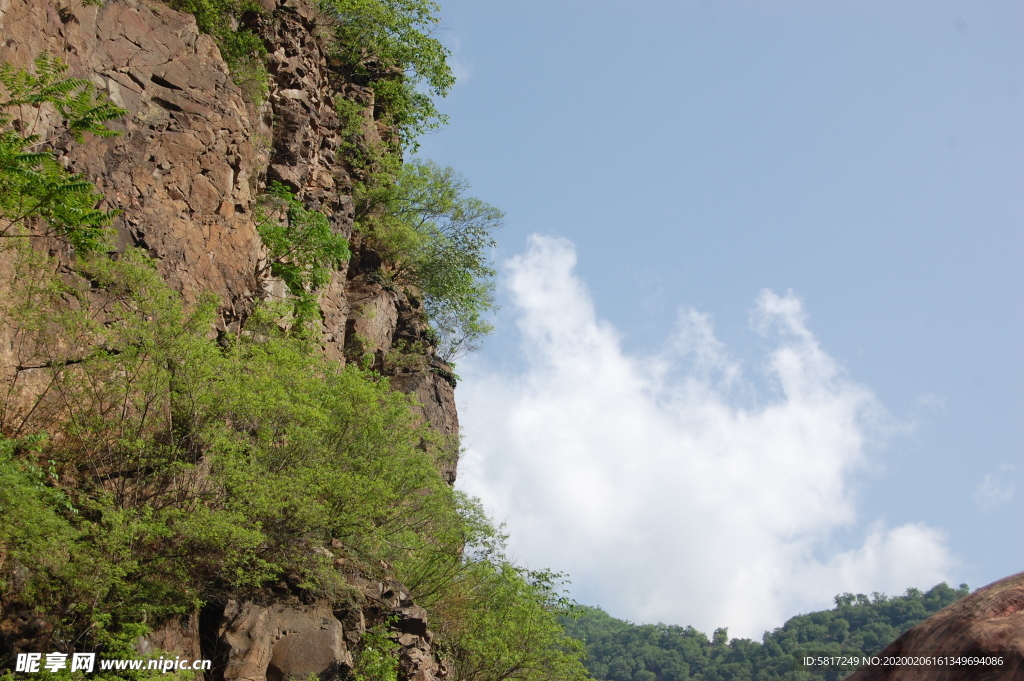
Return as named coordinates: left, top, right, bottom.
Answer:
left=0, top=0, right=263, bottom=316
left=845, top=572, right=1024, bottom=681
left=217, top=601, right=352, bottom=681
left=394, top=606, right=430, bottom=637
left=0, top=610, right=53, bottom=655
left=344, top=278, right=400, bottom=367
left=2, top=0, right=463, bottom=464
left=137, top=613, right=202, bottom=660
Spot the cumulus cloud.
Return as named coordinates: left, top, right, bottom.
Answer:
left=973, top=465, right=1015, bottom=511
left=457, top=235, right=955, bottom=638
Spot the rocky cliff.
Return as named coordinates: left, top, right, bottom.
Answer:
left=0, top=0, right=459, bottom=677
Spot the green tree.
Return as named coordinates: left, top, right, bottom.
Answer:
left=356, top=159, right=502, bottom=361
left=562, top=583, right=970, bottom=681
left=0, top=248, right=460, bottom=657
left=2, top=248, right=590, bottom=679
left=434, top=560, right=591, bottom=681
left=319, top=0, right=455, bottom=150
left=351, top=625, right=400, bottom=681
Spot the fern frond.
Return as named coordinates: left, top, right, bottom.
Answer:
left=0, top=53, right=123, bottom=251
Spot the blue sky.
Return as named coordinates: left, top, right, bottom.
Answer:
left=415, top=0, right=1022, bottom=637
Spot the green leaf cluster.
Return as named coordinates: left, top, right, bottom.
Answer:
left=356, top=159, right=501, bottom=362
left=395, top=499, right=591, bottom=681
left=255, top=181, right=351, bottom=325
left=351, top=625, right=400, bottom=681
left=0, top=249, right=458, bottom=657
left=435, top=562, right=591, bottom=681
left=0, top=54, right=126, bottom=252
left=562, top=583, right=971, bottom=681
left=1, top=248, right=589, bottom=681
left=319, top=0, right=454, bottom=151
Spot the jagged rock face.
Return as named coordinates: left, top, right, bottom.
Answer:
left=0, top=0, right=263, bottom=398
left=214, top=601, right=353, bottom=681
left=0, top=0, right=460, bottom=446
left=0, top=0, right=459, bottom=678
left=139, top=577, right=444, bottom=681
left=845, top=572, right=1024, bottom=681
left=253, top=0, right=461, bottom=461
left=0, top=0, right=265, bottom=315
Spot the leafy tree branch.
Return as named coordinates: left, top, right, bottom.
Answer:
left=0, top=54, right=126, bottom=252
left=255, top=181, right=351, bottom=326
left=356, top=159, right=501, bottom=362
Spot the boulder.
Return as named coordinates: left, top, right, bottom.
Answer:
left=845, top=572, right=1024, bottom=681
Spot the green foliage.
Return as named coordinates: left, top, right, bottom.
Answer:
left=165, top=0, right=268, bottom=103
left=0, top=53, right=126, bottom=251
left=1, top=249, right=583, bottom=680
left=0, top=248, right=458, bottom=655
left=319, top=0, right=454, bottom=150
left=0, top=435, right=78, bottom=608
left=333, top=94, right=389, bottom=172
left=1, top=247, right=582, bottom=681
left=384, top=338, right=429, bottom=372
left=421, top=509, right=593, bottom=679
left=389, top=499, right=589, bottom=681
left=356, top=159, right=501, bottom=361
left=562, top=583, right=971, bottom=681
left=255, top=181, right=351, bottom=324
left=351, top=625, right=400, bottom=681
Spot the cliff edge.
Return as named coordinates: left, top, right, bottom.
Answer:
left=0, top=0, right=461, bottom=678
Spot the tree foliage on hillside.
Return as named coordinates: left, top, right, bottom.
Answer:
left=255, top=181, right=352, bottom=325
left=0, top=4, right=520, bottom=679
left=319, top=0, right=454, bottom=150
left=355, top=159, right=502, bottom=361
left=1, top=250, right=454, bottom=638
left=0, top=246, right=583, bottom=680
left=423, top=518, right=590, bottom=681
left=563, top=583, right=970, bottom=681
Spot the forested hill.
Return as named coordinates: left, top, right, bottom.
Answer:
left=564, top=583, right=970, bottom=681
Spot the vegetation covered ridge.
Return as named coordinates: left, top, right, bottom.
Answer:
left=563, top=582, right=970, bottom=681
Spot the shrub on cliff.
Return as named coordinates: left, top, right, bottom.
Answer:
left=1, top=249, right=587, bottom=681
left=168, top=0, right=453, bottom=143
left=434, top=559, right=591, bottom=681
left=394, top=497, right=591, bottom=681
left=255, top=181, right=352, bottom=325
left=0, top=248, right=461, bottom=655
left=319, top=0, right=454, bottom=150
left=355, top=159, right=502, bottom=361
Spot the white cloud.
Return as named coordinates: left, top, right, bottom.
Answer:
left=973, top=465, right=1015, bottom=511
left=457, top=235, right=955, bottom=639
